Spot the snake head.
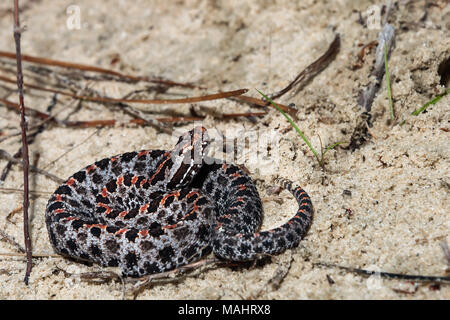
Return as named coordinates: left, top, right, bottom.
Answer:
left=168, top=126, right=209, bottom=188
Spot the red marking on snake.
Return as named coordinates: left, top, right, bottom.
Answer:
left=148, top=152, right=171, bottom=184
left=139, top=230, right=149, bottom=237
left=98, top=203, right=111, bottom=215
left=138, top=150, right=149, bottom=157
left=119, top=210, right=128, bottom=218
left=186, top=191, right=198, bottom=198
left=85, top=224, right=107, bottom=229
left=115, top=228, right=128, bottom=235
left=160, top=191, right=180, bottom=206
left=62, top=216, right=78, bottom=222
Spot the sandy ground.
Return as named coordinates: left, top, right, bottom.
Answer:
left=0, top=0, right=448, bottom=299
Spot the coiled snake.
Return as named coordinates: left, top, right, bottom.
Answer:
left=45, top=127, right=313, bottom=277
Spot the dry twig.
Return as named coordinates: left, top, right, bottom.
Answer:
left=0, top=229, right=25, bottom=253
left=0, top=97, right=266, bottom=128
left=0, top=149, right=64, bottom=184
left=12, top=0, right=32, bottom=285
left=127, top=258, right=220, bottom=295
left=267, top=34, right=340, bottom=100
left=0, top=50, right=197, bottom=88
left=314, top=262, right=450, bottom=284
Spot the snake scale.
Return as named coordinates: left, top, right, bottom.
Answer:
left=45, top=126, right=313, bottom=277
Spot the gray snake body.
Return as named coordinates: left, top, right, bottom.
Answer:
left=45, top=127, right=313, bottom=277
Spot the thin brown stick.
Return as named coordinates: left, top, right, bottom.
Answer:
left=0, top=252, right=60, bottom=258
left=66, top=112, right=267, bottom=127
left=0, top=149, right=64, bottom=183
left=231, top=94, right=297, bottom=116
left=0, top=50, right=197, bottom=88
left=0, top=110, right=54, bottom=181
left=267, top=34, right=340, bottom=100
left=68, top=88, right=249, bottom=104
left=314, top=262, right=450, bottom=284
left=0, top=148, right=21, bottom=182
left=12, top=0, right=32, bottom=285
left=0, top=74, right=247, bottom=104
left=0, top=97, right=266, bottom=127
left=6, top=205, right=23, bottom=222
left=0, top=187, right=52, bottom=196
left=0, top=112, right=54, bottom=143
left=0, top=97, right=51, bottom=120
left=127, top=258, right=220, bottom=293
left=0, top=229, right=25, bottom=253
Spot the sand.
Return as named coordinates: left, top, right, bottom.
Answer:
left=0, top=0, right=448, bottom=299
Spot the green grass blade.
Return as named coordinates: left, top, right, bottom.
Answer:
left=384, top=45, right=394, bottom=121
left=322, top=141, right=345, bottom=156
left=256, top=89, right=320, bottom=160
left=411, top=88, right=450, bottom=116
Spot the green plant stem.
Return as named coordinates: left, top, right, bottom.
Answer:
left=411, top=88, right=450, bottom=116
left=256, top=89, right=320, bottom=161
left=384, top=45, right=394, bottom=121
